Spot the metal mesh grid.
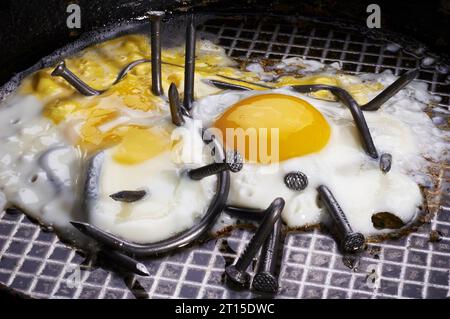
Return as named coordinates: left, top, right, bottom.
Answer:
left=0, top=16, right=449, bottom=299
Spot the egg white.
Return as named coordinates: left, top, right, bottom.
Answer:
left=0, top=94, right=82, bottom=231
left=90, top=118, right=217, bottom=243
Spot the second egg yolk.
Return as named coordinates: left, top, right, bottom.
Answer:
left=213, top=94, right=331, bottom=163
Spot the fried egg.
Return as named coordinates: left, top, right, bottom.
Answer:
left=89, top=118, right=218, bottom=244
left=0, top=33, right=447, bottom=245
left=0, top=35, right=236, bottom=243
left=193, top=86, right=446, bottom=234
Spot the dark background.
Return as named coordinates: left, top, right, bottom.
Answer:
left=0, top=0, right=449, bottom=85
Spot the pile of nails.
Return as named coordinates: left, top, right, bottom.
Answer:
left=50, top=11, right=419, bottom=296
left=222, top=186, right=366, bottom=295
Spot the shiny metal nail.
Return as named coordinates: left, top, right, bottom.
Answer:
left=292, top=85, right=378, bottom=159
left=188, top=151, right=243, bottom=181
left=168, top=83, right=185, bottom=126
left=149, top=11, right=164, bottom=96
left=326, top=86, right=379, bottom=159
left=183, top=13, right=196, bottom=110
left=379, top=153, right=392, bottom=173
left=225, top=198, right=285, bottom=287
left=51, top=61, right=102, bottom=96
left=284, top=171, right=308, bottom=191
left=252, top=219, right=282, bottom=294
left=71, top=220, right=149, bottom=276
left=317, top=185, right=365, bottom=253
left=98, top=249, right=150, bottom=276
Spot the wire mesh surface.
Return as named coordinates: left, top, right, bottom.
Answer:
left=0, top=16, right=449, bottom=299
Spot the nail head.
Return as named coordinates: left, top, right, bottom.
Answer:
left=252, top=272, right=279, bottom=294
left=379, top=153, right=392, bottom=173
left=343, top=232, right=365, bottom=253
left=226, top=151, right=244, bottom=173
left=284, top=171, right=308, bottom=191
left=51, top=61, right=66, bottom=76
left=225, top=265, right=250, bottom=287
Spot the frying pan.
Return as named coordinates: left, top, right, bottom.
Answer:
left=0, top=0, right=449, bottom=299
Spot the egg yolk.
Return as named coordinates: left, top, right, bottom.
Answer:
left=213, top=94, right=331, bottom=163
left=112, top=127, right=170, bottom=165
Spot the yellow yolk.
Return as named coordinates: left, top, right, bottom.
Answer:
left=112, top=127, right=170, bottom=165
left=214, top=94, right=331, bottom=163
left=19, top=35, right=261, bottom=164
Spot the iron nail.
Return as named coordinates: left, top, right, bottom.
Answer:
left=168, top=83, right=185, bottom=126
left=70, top=221, right=125, bottom=249
left=284, top=171, right=308, bottom=191
left=71, top=220, right=149, bottom=276
left=224, top=205, right=264, bottom=221
left=51, top=61, right=102, bottom=96
left=113, top=58, right=151, bottom=84
left=149, top=11, right=164, bottom=96
left=252, top=219, right=282, bottom=294
left=292, top=84, right=378, bottom=159
left=183, top=13, right=196, bottom=110
left=109, top=190, right=147, bottom=203
left=98, top=249, right=150, bottom=276
left=379, top=153, right=392, bottom=173
left=203, top=79, right=253, bottom=91
left=38, top=146, right=72, bottom=193
left=225, top=197, right=285, bottom=287
left=317, top=185, right=365, bottom=253
left=188, top=151, right=243, bottom=181
left=362, top=69, right=419, bottom=111
left=217, top=74, right=274, bottom=89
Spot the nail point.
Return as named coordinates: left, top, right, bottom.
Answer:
left=169, top=83, right=185, bottom=127
left=70, top=221, right=88, bottom=231
left=136, top=263, right=151, bottom=276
